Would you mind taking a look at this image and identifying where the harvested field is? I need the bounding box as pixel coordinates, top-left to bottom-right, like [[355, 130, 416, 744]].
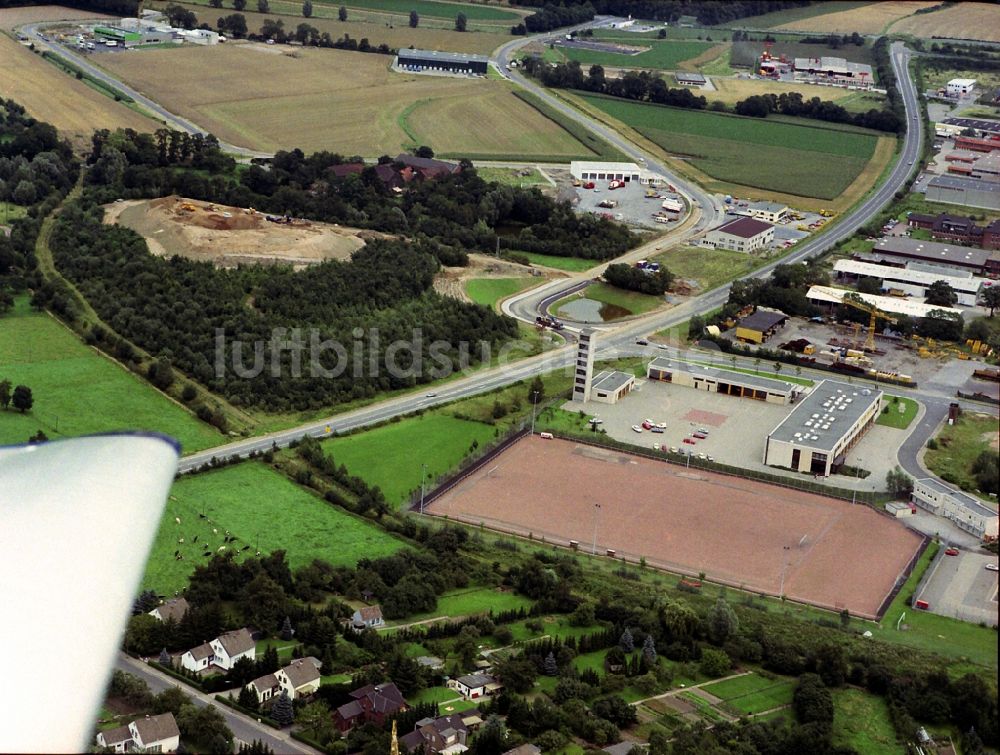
[[98, 44, 591, 157], [0, 4, 112, 28], [105, 196, 377, 267], [0, 33, 157, 148], [429, 436, 924, 618], [156, 2, 512, 54], [775, 1, 936, 34], [705, 78, 884, 109], [889, 2, 1000, 43]]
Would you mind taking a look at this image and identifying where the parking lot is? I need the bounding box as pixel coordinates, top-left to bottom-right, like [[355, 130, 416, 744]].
[[570, 178, 684, 229], [565, 370, 907, 491], [914, 549, 999, 625]]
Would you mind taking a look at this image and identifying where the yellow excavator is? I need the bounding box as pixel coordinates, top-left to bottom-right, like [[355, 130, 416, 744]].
[[841, 293, 897, 353]]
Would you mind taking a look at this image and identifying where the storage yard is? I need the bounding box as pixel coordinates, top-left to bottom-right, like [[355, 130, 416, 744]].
[[104, 196, 380, 267], [428, 435, 925, 619]]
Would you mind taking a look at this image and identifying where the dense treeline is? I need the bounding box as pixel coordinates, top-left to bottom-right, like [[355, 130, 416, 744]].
[[871, 37, 905, 135], [0, 0, 137, 11], [511, 0, 808, 26], [733, 90, 901, 133], [84, 129, 635, 263], [603, 263, 672, 295], [512, 2, 595, 35]]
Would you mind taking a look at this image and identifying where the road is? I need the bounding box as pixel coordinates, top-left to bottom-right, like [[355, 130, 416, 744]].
[[115, 653, 317, 754]]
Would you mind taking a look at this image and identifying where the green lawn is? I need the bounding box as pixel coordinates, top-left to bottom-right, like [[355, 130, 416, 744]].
[[875, 396, 919, 430], [464, 278, 538, 309], [654, 245, 766, 292], [577, 94, 879, 199], [408, 686, 462, 705], [321, 673, 352, 686], [477, 167, 549, 187], [925, 413, 998, 497], [387, 586, 534, 625], [324, 414, 499, 507], [831, 688, 903, 755], [701, 673, 795, 715], [0, 297, 222, 452], [557, 39, 714, 71], [255, 638, 301, 663], [555, 282, 663, 320], [142, 462, 406, 594], [573, 648, 612, 675], [503, 617, 605, 643], [334, 0, 519, 21], [0, 201, 28, 222], [518, 252, 597, 272]]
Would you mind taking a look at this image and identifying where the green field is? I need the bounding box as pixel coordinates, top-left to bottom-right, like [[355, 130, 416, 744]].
[[477, 167, 550, 187], [324, 414, 499, 506], [831, 688, 903, 755], [518, 252, 596, 272], [464, 278, 538, 308], [875, 396, 919, 430], [142, 462, 405, 593], [387, 586, 534, 626], [555, 282, 663, 321], [556, 39, 714, 71], [925, 413, 998, 497], [654, 245, 766, 292], [409, 686, 462, 705], [701, 673, 795, 715], [332, 0, 520, 21], [714, 1, 870, 29], [578, 94, 879, 199], [0, 297, 222, 451]]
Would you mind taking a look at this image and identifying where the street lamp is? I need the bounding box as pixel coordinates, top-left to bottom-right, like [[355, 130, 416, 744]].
[[530, 390, 539, 435], [420, 463, 427, 515], [591, 503, 602, 555]]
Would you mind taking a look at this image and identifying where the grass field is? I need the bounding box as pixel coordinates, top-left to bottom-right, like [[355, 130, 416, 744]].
[[554, 39, 714, 71], [99, 45, 590, 158], [323, 413, 499, 506], [577, 93, 879, 200], [701, 673, 795, 715], [0, 33, 157, 148], [654, 245, 764, 292], [722, 0, 934, 34], [464, 278, 538, 308], [476, 167, 550, 187], [924, 413, 998, 498], [0, 298, 222, 451], [422, 586, 532, 620], [331, 0, 519, 22], [889, 2, 1000, 43], [875, 396, 919, 430], [704, 78, 884, 111], [142, 462, 405, 593], [518, 252, 597, 272], [409, 686, 462, 705], [831, 688, 903, 755]]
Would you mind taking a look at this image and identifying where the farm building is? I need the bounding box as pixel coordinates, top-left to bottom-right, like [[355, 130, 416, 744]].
[[570, 161, 642, 183], [764, 380, 882, 477], [911, 478, 998, 541], [871, 237, 994, 275], [701, 216, 774, 253], [675, 72, 707, 86], [589, 370, 635, 404], [735, 308, 788, 343], [572, 328, 597, 403], [946, 78, 976, 96], [646, 358, 798, 405], [748, 201, 789, 224], [805, 285, 963, 319], [394, 154, 461, 180], [926, 175, 1000, 211], [793, 56, 874, 88], [832, 259, 988, 307], [396, 49, 489, 76]]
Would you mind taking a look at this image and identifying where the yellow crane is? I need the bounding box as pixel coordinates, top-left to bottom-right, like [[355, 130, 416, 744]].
[[841, 293, 897, 353]]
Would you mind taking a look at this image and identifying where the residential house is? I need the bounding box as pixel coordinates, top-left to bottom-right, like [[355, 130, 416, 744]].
[[503, 745, 541, 755], [247, 672, 281, 704], [374, 163, 406, 191], [448, 673, 502, 700], [352, 605, 384, 630], [148, 597, 189, 623], [334, 682, 407, 732], [210, 628, 255, 670], [179, 642, 214, 673], [328, 163, 365, 179], [400, 714, 471, 755], [394, 153, 461, 180], [130, 713, 181, 753], [276, 657, 322, 699], [95, 725, 132, 753]]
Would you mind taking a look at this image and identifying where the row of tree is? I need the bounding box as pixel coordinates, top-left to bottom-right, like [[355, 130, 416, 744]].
[[603, 263, 673, 296], [733, 90, 902, 133], [511, 0, 809, 27]]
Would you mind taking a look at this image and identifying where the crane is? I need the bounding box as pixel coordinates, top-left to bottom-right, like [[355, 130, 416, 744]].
[[841, 293, 897, 353]]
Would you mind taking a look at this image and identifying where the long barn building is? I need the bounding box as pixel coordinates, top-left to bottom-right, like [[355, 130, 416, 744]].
[[396, 49, 489, 76]]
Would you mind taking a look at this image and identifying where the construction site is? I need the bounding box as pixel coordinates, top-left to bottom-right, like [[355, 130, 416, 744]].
[[103, 195, 383, 268]]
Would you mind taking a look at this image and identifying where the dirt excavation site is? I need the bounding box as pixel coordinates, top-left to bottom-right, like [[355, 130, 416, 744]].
[[104, 196, 382, 268]]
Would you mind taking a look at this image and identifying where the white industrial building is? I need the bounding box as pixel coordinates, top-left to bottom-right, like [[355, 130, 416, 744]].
[[176, 28, 221, 44], [793, 56, 874, 88], [570, 161, 659, 184], [647, 358, 799, 404], [701, 216, 774, 252], [833, 259, 987, 307], [764, 380, 882, 477], [748, 201, 789, 223], [911, 478, 998, 541], [946, 78, 976, 96], [806, 285, 964, 319]]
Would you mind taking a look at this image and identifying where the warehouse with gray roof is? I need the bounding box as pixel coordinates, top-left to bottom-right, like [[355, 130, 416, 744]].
[[396, 49, 489, 75], [925, 174, 1000, 211], [646, 358, 800, 405]]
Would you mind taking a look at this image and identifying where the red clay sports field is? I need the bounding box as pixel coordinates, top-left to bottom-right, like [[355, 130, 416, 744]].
[[428, 436, 924, 619]]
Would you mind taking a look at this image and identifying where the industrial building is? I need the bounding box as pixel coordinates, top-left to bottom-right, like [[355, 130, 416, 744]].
[[748, 201, 789, 224], [646, 358, 798, 404], [942, 117, 1000, 137], [701, 216, 774, 253], [572, 328, 597, 403], [570, 161, 642, 183], [971, 151, 1000, 182], [871, 237, 995, 275], [674, 72, 706, 86], [735, 308, 788, 343], [911, 478, 998, 541], [806, 285, 964, 319], [396, 49, 489, 76], [946, 78, 976, 96], [176, 28, 220, 44], [905, 212, 990, 246], [792, 56, 874, 87], [764, 380, 882, 477], [926, 176, 1000, 210], [833, 259, 988, 307], [953, 135, 1000, 153], [589, 370, 636, 404], [93, 24, 174, 46]]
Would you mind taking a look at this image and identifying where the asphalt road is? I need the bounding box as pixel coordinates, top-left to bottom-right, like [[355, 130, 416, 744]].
[[114, 654, 317, 754]]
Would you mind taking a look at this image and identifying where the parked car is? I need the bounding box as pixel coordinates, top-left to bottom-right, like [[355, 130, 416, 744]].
[[641, 421, 653, 430], [986, 563, 998, 571], [651, 426, 664, 434], [632, 425, 643, 433], [636, 339, 649, 345], [669, 447, 679, 453], [656, 422, 667, 429], [944, 548, 959, 556]]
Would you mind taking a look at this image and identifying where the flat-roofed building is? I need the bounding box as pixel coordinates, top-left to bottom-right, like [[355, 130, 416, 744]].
[[806, 285, 964, 319], [748, 201, 789, 223], [735, 308, 788, 344], [764, 380, 882, 476], [646, 358, 799, 405], [833, 259, 987, 307], [872, 237, 993, 275], [589, 370, 635, 404], [396, 49, 489, 75], [701, 216, 774, 253], [674, 71, 706, 86], [570, 161, 642, 183], [911, 478, 998, 541], [946, 78, 976, 96], [792, 56, 874, 87], [972, 151, 1000, 182]]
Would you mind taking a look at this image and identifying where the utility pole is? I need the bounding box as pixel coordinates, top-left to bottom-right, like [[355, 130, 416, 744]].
[[530, 390, 539, 435], [420, 463, 427, 515], [591, 503, 602, 555]]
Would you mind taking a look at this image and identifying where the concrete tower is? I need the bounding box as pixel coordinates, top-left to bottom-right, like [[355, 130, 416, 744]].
[[572, 327, 597, 402]]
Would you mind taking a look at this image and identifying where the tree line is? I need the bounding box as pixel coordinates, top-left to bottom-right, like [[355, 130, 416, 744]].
[[510, 0, 809, 27]]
